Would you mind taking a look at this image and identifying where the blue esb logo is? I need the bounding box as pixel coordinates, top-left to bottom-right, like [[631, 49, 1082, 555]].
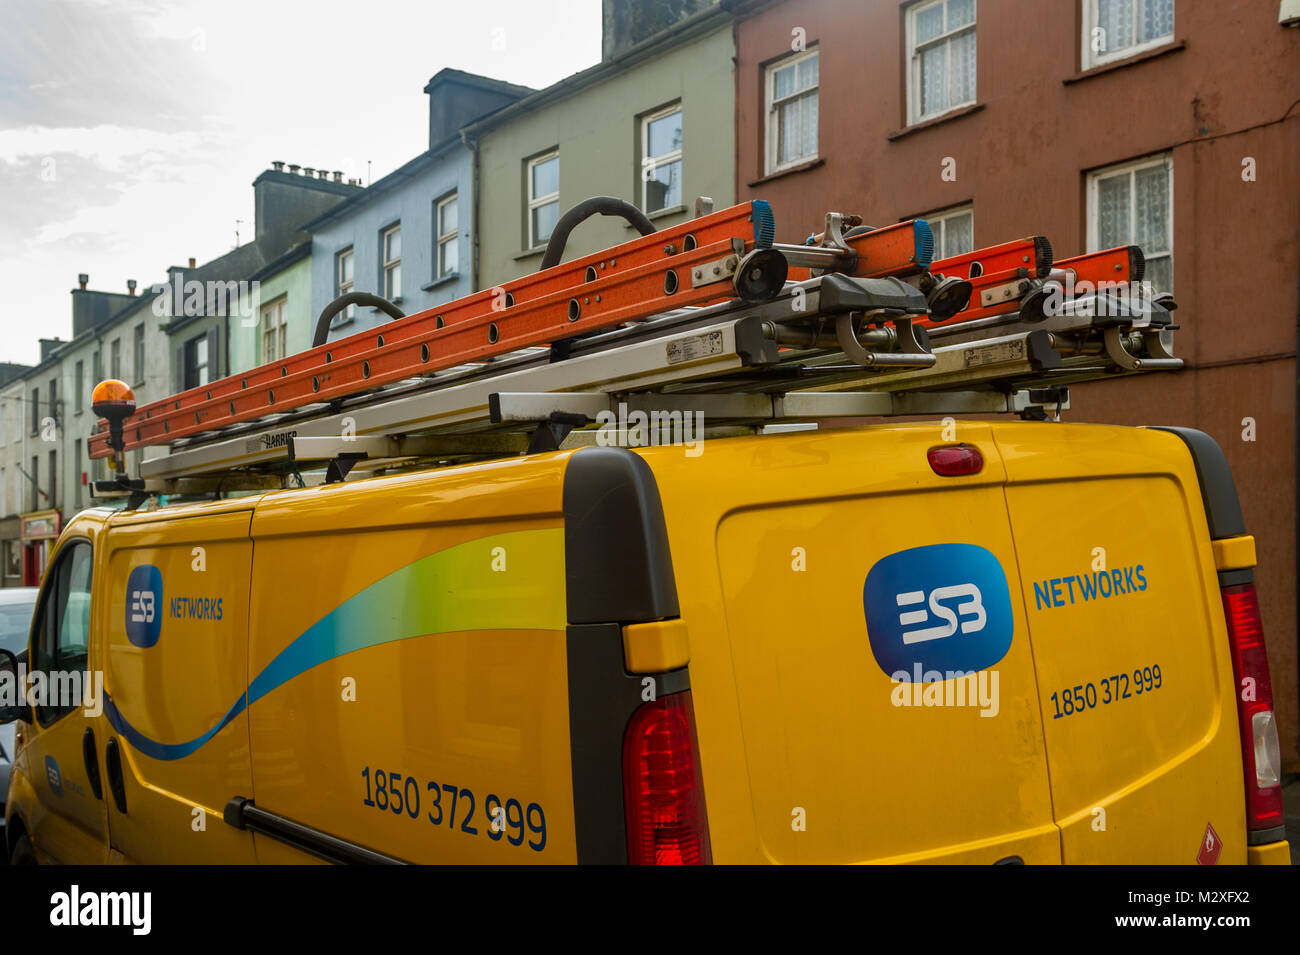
[[124, 564, 163, 648], [863, 543, 1014, 677]]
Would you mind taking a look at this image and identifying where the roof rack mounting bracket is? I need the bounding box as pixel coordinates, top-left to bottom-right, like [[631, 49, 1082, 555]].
[[527, 412, 592, 455]]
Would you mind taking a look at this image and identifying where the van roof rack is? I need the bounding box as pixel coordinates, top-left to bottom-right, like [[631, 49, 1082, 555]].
[[88, 197, 1179, 496]]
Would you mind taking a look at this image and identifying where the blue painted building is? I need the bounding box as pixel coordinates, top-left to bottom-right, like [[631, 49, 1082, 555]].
[[306, 70, 531, 342]]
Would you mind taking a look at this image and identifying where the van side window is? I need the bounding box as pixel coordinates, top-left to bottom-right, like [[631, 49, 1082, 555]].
[[31, 540, 93, 725]]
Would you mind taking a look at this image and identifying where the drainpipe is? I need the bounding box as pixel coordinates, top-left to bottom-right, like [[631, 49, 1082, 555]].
[[459, 126, 481, 292]]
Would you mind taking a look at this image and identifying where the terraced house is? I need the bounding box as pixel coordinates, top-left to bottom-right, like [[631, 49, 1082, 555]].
[[464, 0, 735, 289]]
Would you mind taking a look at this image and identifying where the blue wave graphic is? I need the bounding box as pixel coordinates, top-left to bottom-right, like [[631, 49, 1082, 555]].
[[101, 528, 564, 762]]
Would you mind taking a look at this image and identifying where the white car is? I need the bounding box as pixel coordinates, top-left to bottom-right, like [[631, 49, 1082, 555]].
[[0, 587, 38, 847]]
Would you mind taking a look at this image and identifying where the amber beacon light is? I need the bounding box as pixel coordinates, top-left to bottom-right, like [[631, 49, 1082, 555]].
[[91, 379, 136, 478]]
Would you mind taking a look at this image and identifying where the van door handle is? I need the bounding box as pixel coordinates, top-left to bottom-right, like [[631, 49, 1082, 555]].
[[103, 737, 127, 813], [81, 727, 103, 800]]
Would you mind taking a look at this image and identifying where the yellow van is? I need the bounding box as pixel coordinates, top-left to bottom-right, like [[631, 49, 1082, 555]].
[[1, 421, 1290, 864]]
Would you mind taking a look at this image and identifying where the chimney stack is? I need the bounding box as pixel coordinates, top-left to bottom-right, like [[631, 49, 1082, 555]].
[[188, 257, 196, 268], [127, 279, 137, 296], [78, 273, 88, 290]]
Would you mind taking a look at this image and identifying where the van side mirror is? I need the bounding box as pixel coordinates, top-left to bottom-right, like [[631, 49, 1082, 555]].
[[0, 648, 25, 724]]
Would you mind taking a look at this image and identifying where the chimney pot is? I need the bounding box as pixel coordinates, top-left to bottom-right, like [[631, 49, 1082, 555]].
[[288, 164, 300, 174], [333, 170, 343, 182], [78, 273, 89, 290], [303, 166, 315, 177], [127, 279, 137, 295], [272, 160, 285, 172], [318, 169, 328, 179], [188, 257, 196, 268]]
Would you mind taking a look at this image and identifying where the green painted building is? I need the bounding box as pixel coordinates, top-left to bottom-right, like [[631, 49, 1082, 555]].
[[227, 242, 313, 375], [464, 2, 735, 289]]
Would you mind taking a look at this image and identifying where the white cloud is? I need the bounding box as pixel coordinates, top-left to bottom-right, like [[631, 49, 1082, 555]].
[[0, 0, 603, 364]]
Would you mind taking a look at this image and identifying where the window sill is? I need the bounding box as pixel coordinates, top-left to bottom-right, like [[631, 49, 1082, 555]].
[[748, 157, 824, 187], [514, 247, 545, 261], [625, 204, 687, 229], [1064, 39, 1185, 85], [887, 103, 985, 141], [421, 274, 460, 291], [371, 296, 403, 311]]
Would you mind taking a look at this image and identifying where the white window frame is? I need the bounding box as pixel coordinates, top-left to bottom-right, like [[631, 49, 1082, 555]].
[[925, 204, 975, 260], [641, 104, 683, 213], [527, 151, 560, 250], [336, 247, 354, 324], [186, 334, 210, 389], [1086, 152, 1173, 292], [133, 323, 145, 385], [261, 296, 287, 363], [1082, 0, 1174, 70], [382, 224, 401, 300], [764, 47, 819, 176], [436, 193, 459, 280], [906, 0, 978, 126]]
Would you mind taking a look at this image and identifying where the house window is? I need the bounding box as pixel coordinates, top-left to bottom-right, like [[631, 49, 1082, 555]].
[[110, 338, 121, 379], [437, 194, 459, 279], [907, 0, 977, 125], [133, 323, 145, 385], [1083, 0, 1174, 69], [1088, 153, 1173, 292], [527, 151, 560, 249], [74, 361, 84, 414], [183, 334, 210, 390], [30, 386, 39, 434], [48, 449, 56, 509], [335, 247, 355, 324], [74, 439, 82, 509], [261, 297, 287, 363], [927, 205, 974, 259], [91, 349, 102, 383], [30, 456, 38, 510], [382, 224, 401, 300], [765, 48, 818, 174], [641, 105, 683, 214]]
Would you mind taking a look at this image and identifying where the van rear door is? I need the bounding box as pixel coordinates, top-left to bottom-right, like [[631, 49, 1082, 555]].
[[991, 422, 1247, 863], [690, 423, 1061, 863]]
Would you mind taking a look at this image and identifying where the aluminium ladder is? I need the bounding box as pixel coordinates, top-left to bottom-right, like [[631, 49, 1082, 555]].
[[87, 197, 1179, 500]]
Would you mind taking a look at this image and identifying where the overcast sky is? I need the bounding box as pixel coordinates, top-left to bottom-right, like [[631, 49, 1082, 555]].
[[0, 0, 602, 365]]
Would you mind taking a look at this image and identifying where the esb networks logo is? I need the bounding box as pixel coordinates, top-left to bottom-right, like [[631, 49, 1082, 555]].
[[863, 543, 1014, 678], [125, 564, 163, 648]]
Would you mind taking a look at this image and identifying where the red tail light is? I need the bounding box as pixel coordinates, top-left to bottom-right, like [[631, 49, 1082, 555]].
[[1220, 583, 1284, 835], [622, 690, 711, 864], [928, 444, 983, 477]]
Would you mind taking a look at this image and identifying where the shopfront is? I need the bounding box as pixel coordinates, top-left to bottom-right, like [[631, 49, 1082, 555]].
[[19, 509, 61, 586]]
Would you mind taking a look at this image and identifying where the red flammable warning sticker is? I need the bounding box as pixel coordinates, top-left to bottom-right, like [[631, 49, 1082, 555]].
[[1196, 822, 1222, 866]]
